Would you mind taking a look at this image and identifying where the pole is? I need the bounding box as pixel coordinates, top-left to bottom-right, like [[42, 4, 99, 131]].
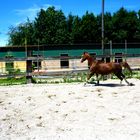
[[37, 39, 39, 72], [25, 37, 35, 83], [102, 0, 106, 80], [125, 40, 127, 60], [110, 40, 112, 61], [102, 0, 105, 55], [25, 38, 27, 58]]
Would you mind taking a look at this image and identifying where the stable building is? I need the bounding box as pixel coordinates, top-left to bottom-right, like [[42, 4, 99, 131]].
[[0, 43, 140, 74]]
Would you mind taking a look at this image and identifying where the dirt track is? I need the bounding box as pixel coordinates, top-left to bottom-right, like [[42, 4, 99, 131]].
[[0, 78, 140, 140]]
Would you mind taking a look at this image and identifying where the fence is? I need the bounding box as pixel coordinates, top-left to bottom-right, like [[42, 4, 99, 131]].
[[0, 53, 140, 78], [0, 42, 140, 82]]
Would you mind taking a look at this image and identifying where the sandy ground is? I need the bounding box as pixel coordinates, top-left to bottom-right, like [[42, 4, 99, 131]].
[[0, 78, 140, 140]]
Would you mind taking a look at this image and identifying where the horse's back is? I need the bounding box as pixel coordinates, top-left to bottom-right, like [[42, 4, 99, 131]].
[[90, 62, 122, 75], [98, 63, 114, 74]]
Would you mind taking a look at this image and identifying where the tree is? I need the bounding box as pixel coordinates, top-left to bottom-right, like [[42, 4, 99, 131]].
[[134, 10, 140, 41], [66, 14, 75, 44], [34, 7, 69, 45], [8, 6, 140, 46], [8, 26, 21, 45], [52, 9, 69, 44], [112, 7, 138, 42], [8, 19, 35, 45], [34, 8, 48, 44], [79, 11, 99, 43], [71, 16, 82, 43], [104, 12, 113, 42], [97, 12, 113, 43]]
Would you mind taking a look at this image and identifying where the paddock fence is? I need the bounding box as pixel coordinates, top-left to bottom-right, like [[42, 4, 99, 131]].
[[0, 41, 140, 82], [0, 53, 140, 80]]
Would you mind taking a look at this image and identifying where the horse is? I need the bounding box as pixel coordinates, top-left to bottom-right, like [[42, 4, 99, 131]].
[[80, 52, 133, 86]]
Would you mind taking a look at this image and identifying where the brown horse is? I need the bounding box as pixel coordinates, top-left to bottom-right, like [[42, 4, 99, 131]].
[[81, 52, 133, 85]]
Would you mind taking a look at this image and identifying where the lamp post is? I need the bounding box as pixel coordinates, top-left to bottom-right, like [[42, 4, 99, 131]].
[[102, 0, 105, 55]]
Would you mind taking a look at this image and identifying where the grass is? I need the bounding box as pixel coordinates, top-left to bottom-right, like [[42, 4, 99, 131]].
[[35, 70, 140, 84], [130, 71, 140, 79], [111, 70, 140, 80], [36, 72, 89, 84], [0, 70, 139, 85], [0, 77, 27, 86]]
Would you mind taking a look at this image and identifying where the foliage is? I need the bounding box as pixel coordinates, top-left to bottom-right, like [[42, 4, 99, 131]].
[[0, 77, 26, 86], [34, 72, 87, 84], [34, 70, 140, 84], [63, 72, 87, 83], [112, 8, 138, 42], [132, 71, 140, 79], [0, 71, 139, 85], [8, 6, 140, 45]]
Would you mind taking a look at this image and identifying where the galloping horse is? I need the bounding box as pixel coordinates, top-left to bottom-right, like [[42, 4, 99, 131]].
[[81, 52, 133, 85]]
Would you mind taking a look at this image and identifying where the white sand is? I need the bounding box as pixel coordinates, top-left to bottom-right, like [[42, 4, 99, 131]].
[[0, 79, 140, 140]]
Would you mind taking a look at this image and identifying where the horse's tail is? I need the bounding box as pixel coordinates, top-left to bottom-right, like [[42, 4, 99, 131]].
[[120, 61, 132, 75]]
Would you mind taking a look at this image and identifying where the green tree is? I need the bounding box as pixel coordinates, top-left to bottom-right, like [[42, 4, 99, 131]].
[[53, 9, 69, 44], [134, 10, 140, 41], [104, 12, 113, 42], [34, 8, 48, 44], [8, 26, 21, 45], [112, 7, 138, 42], [67, 13, 75, 44], [80, 11, 99, 43], [34, 7, 69, 44], [71, 16, 82, 43], [8, 6, 140, 45], [96, 12, 113, 43], [8, 19, 35, 45]]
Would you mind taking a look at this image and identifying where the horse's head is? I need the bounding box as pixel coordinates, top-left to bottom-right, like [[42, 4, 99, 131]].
[[80, 52, 90, 63]]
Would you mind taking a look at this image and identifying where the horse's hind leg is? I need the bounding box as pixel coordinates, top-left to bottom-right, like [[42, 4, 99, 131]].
[[116, 72, 133, 86], [120, 73, 134, 86], [114, 72, 123, 84], [120, 73, 130, 85]]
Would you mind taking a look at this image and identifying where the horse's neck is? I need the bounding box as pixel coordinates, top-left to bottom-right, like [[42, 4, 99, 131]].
[[87, 56, 96, 66]]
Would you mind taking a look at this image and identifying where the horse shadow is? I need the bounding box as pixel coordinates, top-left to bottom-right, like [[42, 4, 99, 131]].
[[96, 83, 125, 87], [85, 81, 134, 87]]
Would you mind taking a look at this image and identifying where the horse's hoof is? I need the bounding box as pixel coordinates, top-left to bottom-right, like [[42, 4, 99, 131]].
[[95, 83, 99, 86], [129, 83, 135, 86], [84, 83, 87, 86]]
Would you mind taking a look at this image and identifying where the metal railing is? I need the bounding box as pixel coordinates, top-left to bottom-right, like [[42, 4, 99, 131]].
[[0, 54, 140, 78]]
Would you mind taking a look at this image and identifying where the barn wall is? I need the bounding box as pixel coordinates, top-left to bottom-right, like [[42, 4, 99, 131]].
[[0, 57, 139, 74], [14, 61, 26, 72], [41, 59, 88, 70], [0, 62, 5, 73]]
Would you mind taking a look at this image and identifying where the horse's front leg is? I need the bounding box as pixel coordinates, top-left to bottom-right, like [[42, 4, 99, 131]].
[[84, 72, 94, 85], [96, 73, 99, 85]]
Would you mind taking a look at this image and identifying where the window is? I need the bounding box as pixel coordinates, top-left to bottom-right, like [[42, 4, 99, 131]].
[[115, 53, 123, 63], [32, 61, 41, 70], [32, 54, 42, 70], [60, 54, 69, 68]]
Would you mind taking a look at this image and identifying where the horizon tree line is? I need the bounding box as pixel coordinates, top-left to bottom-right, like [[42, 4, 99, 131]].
[[8, 6, 140, 46]]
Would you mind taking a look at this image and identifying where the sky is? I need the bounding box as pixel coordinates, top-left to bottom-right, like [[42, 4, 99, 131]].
[[0, 0, 140, 46]]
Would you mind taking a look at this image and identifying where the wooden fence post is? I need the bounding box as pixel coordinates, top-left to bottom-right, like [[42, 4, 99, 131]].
[[26, 50, 35, 83]]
